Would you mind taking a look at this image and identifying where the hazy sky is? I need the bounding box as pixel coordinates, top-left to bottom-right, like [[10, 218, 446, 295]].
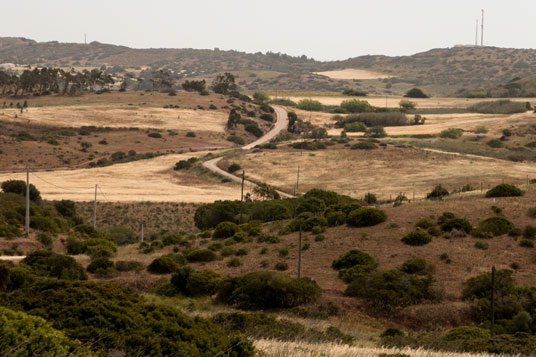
[[1, 0, 535, 61]]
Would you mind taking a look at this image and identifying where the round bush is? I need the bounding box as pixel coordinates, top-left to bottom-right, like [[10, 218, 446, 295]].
[[186, 269, 223, 296], [274, 262, 288, 271], [401, 230, 432, 246], [478, 216, 514, 236], [485, 184, 523, 198], [213, 221, 239, 239], [228, 163, 241, 173], [326, 211, 346, 226], [347, 207, 387, 227], [332, 250, 376, 270], [400, 257, 429, 275], [296, 197, 327, 215], [444, 326, 489, 341], [147, 256, 179, 274], [87, 258, 114, 274], [22, 250, 87, 280], [217, 271, 321, 309], [186, 249, 217, 262], [426, 185, 449, 200], [440, 218, 472, 233]]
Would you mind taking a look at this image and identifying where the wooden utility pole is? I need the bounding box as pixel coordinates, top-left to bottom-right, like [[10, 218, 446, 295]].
[[239, 170, 245, 224], [93, 184, 97, 228], [296, 166, 300, 194], [141, 223, 144, 243], [25, 166, 30, 236], [297, 225, 302, 279], [491, 265, 496, 337]]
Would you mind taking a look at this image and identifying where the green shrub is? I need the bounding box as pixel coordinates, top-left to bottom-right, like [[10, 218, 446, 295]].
[[228, 163, 241, 173], [1, 180, 41, 201], [487, 139, 504, 148], [345, 269, 440, 312], [364, 126, 387, 138], [22, 250, 87, 280], [102, 226, 137, 246], [217, 271, 321, 309], [347, 207, 387, 227], [115, 260, 144, 272], [296, 99, 324, 111], [400, 257, 432, 275], [485, 184, 523, 197], [401, 230, 432, 246], [351, 141, 377, 150], [147, 132, 162, 138], [477, 216, 514, 236], [65, 237, 84, 255], [87, 258, 114, 274], [186, 131, 196, 137], [363, 192, 377, 204], [528, 207, 536, 218], [340, 99, 373, 113], [227, 257, 242, 267], [275, 262, 288, 271], [404, 88, 429, 98], [332, 250, 376, 270], [184, 269, 223, 296], [296, 197, 327, 215], [221, 247, 236, 257], [37, 232, 53, 247], [186, 249, 217, 262], [147, 256, 178, 274], [30, 216, 60, 233], [462, 269, 514, 300], [245, 124, 263, 137], [468, 100, 527, 114], [257, 234, 280, 244], [439, 128, 463, 139], [344, 121, 367, 132], [524, 225, 536, 239], [474, 241, 489, 250], [227, 135, 245, 145], [0, 307, 93, 356], [520, 239, 534, 248], [444, 326, 490, 341], [6, 267, 34, 290], [326, 211, 346, 226], [441, 218, 472, 233], [415, 217, 435, 229], [426, 185, 449, 200], [213, 221, 239, 239], [259, 113, 274, 122], [161, 232, 184, 246]]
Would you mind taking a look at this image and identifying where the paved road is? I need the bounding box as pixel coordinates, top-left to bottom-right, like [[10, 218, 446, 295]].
[[202, 105, 293, 198]]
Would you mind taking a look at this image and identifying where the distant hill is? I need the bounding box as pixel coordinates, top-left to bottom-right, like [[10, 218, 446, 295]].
[[2, 38, 536, 95], [456, 74, 536, 98]]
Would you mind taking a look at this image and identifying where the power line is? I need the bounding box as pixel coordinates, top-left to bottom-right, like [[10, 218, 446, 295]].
[[98, 185, 111, 202], [32, 172, 90, 192]]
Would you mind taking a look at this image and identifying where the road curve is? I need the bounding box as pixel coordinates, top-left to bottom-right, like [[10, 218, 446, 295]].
[[202, 105, 293, 198]]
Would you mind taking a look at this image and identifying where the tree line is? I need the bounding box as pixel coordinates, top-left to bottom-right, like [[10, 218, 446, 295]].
[[0, 67, 114, 96]]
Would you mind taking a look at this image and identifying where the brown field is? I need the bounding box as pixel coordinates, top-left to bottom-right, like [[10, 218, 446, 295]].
[[314, 68, 393, 80], [0, 151, 243, 203], [222, 145, 536, 200]]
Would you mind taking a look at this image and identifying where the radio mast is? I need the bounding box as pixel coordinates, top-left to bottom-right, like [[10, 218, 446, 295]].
[[481, 9, 484, 46]]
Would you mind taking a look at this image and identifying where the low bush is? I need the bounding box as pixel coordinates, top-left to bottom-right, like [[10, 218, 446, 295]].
[[520, 239, 534, 248], [147, 256, 178, 274], [213, 221, 239, 239], [400, 257, 433, 275], [228, 163, 241, 173], [347, 207, 387, 227], [186, 249, 217, 262], [404, 88, 429, 98], [441, 218, 472, 233], [476, 216, 514, 237], [274, 262, 289, 271], [364, 126, 387, 138], [227, 135, 245, 145], [259, 113, 274, 122], [439, 128, 463, 139], [21, 250, 87, 280], [468, 100, 528, 114], [426, 185, 449, 200], [401, 230, 432, 246], [351, 141, 377, 150], [474, 241, 489, 250], [332, 250, 376, 270], [486, 184, 523, 197], [344, 122, 367, 132], [487, 139, 504, 148], [170, 267, 223, 296], [86, 258, 114, 274], [115, 260, 144, 272], [444, 326, 490, 341], [326, 211, 346, 226], [217, 271, 321, 309], [524, 225, 536, 239]]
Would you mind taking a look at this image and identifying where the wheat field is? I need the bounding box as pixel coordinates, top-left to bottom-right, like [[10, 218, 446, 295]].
[[253, 339, 518, 357]]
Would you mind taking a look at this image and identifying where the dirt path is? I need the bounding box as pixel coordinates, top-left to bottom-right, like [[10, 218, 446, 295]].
[[202, 105, 293, 198], [0, 256, 25, 262]]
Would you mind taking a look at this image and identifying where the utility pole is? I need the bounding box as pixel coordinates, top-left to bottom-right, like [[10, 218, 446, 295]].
[[475, 19, 479, 47], [25, 166, 30, 236], [481, 9, 484, 46], [296, 166, 300, 194], [239, 170, 245, 224], [141, 223, 144, 243], [93, 184, 97, 228], [297, 225, 302, 279]]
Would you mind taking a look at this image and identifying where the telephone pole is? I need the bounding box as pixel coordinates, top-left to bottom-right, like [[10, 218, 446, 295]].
[[475, 19, 479, 47], [141, 223, 144, 243], [25, 166, 30, 236], [491, 265, 496, 337], [481, 9, 484, 46], [93, 184, 97, 228], [295, 166, 300, 195]]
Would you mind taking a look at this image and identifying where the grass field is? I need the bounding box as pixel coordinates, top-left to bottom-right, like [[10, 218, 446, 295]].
[[314, 68, 393, 80], [222, 144, 536, 200], [0, 151, 242, 202]]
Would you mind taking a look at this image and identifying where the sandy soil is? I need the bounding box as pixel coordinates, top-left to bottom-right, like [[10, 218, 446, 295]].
[[0, 151, 243, 203], [228, 146, 536, 200], [314, 68, 392, 80], [0, 106, 228, 132]]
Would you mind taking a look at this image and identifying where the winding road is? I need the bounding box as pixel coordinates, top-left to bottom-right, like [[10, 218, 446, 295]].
[[202, 105, 293, 198]]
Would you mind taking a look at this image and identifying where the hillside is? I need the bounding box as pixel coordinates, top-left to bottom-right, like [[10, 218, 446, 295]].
[[3, 38, 536, 95]]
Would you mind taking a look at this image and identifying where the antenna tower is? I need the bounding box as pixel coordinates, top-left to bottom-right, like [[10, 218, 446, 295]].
[[475, 19, 479, 47], [481, 9, 484, 46]]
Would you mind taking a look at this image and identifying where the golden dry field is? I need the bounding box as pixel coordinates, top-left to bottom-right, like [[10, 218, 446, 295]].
[[314, 68, 393, 80], [222, 145, 536, 200]]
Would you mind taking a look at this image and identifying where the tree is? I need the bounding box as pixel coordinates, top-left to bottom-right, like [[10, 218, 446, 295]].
[[253, 183, 281, 200], [150, 70, 175, 91], [253, 91, 269, 102], [340, 99, 374, 113], [211, 73, 236, 94], [1, 180, 41, 201], [399, 99, 416, 111], [227, 109, 241, 128], [404, 88, 429, 98], [182, 80, 206, 93]]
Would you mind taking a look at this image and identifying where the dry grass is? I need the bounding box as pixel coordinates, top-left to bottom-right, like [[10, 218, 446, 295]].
[[314, 68, 393, 80], [0, 106, 228, 132], [0, 151, 242, 202], [253, 339, 517, 357], [225, 145, 536, 200]]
